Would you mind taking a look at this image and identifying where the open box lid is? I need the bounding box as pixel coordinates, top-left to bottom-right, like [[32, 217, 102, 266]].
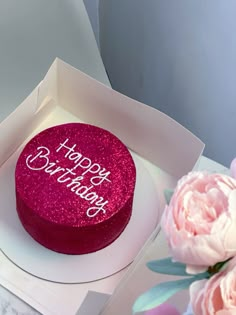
[[0, 58, 204, 178]]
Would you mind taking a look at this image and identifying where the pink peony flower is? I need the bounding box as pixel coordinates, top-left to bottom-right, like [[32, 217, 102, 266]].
[[190, 256, 236, 315], [161, 172, 236, 274]]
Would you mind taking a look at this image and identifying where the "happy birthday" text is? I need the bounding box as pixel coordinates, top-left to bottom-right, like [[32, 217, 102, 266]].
[[25, 138, 112, 217]]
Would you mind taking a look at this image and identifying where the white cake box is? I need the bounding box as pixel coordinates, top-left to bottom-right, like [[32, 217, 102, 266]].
[[0, 59, 204, 315]]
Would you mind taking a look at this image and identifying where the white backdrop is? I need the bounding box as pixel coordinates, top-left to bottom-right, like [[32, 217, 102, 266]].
[[0, 0, 109, 122]]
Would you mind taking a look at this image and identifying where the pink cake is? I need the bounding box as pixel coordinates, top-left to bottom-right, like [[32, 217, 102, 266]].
[[15, 123, 136, 254]]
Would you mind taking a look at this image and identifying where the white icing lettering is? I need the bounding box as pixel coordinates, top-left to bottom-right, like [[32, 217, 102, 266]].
[[84, 192, 99, 204], [91, 169, 111, 185], [66, 176, 84, 189], [25, 139, 112, 218], [49, 166, 65, 176], [26, 146, 50, 171], [75, 185, 93, 197], [56, 138, 76, 157], [57, 167, 76, 183], [82, 163, 100, 176], [68, 152, 82, 163], [87, 200, 108, 217], [45, 161, 58, 173], [75, 157, 91, 169]]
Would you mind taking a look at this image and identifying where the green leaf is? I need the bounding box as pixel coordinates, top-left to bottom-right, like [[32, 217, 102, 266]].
[[147, 257, 192, 277], [147, 258, 209, 279], [132, 277, 196, 314], [208, 257, 232, 275], [164, 189, 174, 205]]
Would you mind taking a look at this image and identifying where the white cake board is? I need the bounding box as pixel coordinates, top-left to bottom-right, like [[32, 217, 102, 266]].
[[0, 110, 161, 284]]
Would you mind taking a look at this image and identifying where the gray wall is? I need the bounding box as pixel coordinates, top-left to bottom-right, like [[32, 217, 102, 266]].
[[98, 0, 236, 167], [84, 0, 100, 48]]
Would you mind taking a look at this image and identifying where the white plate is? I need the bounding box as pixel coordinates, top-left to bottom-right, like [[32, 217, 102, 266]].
[[0, 110, 161, 283]]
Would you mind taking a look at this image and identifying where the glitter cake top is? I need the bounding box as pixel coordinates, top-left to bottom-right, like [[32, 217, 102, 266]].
[[15, 123, 136, 227]]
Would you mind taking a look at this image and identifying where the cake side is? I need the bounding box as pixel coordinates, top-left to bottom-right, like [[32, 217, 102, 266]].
[[15, 123, 136, 254], [15, 190, 134, 254]]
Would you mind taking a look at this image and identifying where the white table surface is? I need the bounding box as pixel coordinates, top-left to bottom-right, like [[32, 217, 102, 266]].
[[0, 2, 229, 315]]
